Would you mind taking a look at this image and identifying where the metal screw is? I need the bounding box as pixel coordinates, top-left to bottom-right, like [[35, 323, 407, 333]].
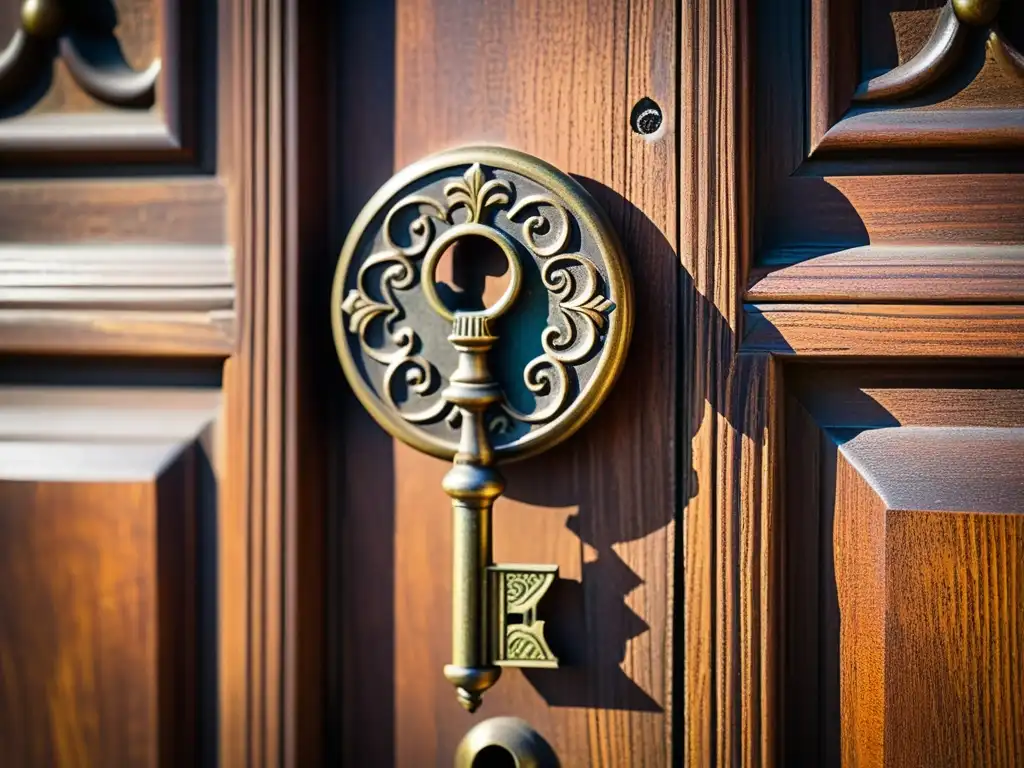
[[631, 97, 663, 137]]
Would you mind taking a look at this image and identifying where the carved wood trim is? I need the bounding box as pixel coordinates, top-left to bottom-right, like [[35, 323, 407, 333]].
[[778, 369, 1024, 763], [219, 0, 329, 764], [743, 304, 1024, 357], [747, 245, 1024, 303], [852, 2, 965, 103], [0, 0, 200, 164], [809, 0, 1024, 156], [0, 245, 234, 355]]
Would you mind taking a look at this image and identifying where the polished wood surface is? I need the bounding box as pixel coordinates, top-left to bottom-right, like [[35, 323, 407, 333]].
[[0, 0, 1021, 765], [836, 428, 1024, 766], [0, 0, 202, 162], [679, 0, 750, 759], [0, 386, 219, 766], [736, 1, 1024, 765], [744, 304, 1024, 357], [747, 245, 1024, 303], [335, 0, 677, 764], [780, 368, 1024, 766], [809, 0, 1024, 153], [0, 0, 285, 763]]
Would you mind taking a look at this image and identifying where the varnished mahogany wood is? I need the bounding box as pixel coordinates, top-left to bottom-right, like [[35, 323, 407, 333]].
[[0, 245, 234, 355], [744, 304, 1024, 357], [0, 179, 226, 243], [808, 0, 1024, 155], [747, 246, 1024, 303], [335, 0, 677, 764], [779, 367, 1024, 766], [835, 428, 1024, 766], [0, 0, 1019, 765], [678, 0, 755, 763], [0, 3, 317, 765], [0, 385, 220, 766]]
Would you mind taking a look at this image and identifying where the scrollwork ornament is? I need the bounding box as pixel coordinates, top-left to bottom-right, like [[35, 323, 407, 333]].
[[331, 145, 632, 462], [0, 0, 161, 109]]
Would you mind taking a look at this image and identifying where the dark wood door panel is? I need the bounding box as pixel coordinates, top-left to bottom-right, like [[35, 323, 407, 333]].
[[750, 0, 1024, 305], [0, 432, 212, 766], [0, 0, 275, 762], [0, 0, 207, 164], [334, 0, 677, 764], [780, 365, 1024, 767]]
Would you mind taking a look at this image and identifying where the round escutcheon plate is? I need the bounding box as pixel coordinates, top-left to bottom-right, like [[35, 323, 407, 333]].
[[331, 145, 633, 462]]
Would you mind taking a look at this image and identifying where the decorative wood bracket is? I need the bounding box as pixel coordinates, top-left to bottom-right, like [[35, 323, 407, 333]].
[[0, 0, 160, 108], [853, 0, 1023, 102]]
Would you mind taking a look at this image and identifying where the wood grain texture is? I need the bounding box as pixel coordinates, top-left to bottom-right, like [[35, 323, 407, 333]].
[[0, 430, 207, 766], [826, 175, 1024, 246], [334, 0, 677, 764], [809, 0, 860, 152], [747, 245, 1024, 303], [789, 364, 1024, 429], [756, 0, 1024, 278], [679, 0, 750, 762], [0, 179, 226, 244], [835, 427, 1024, 767], [779, 369, 1024, 767], [717, 354, 779, 768], [852, 5, 963, 104], [218, 0, 331, 764], [815, 108, 1024, 152], [743, 304, 1024, 357], [0, 244, 235, 355], [832, 449, 889, 766], [886, 509, 1023, 766]]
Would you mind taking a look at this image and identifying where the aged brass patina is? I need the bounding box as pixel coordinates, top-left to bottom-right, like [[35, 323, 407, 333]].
[[331, 146, 632, 711], [455, 717, 559, 767]]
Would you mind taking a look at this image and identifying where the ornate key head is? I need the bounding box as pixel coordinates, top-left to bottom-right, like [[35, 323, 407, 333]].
[[331, 145, 633, 462]]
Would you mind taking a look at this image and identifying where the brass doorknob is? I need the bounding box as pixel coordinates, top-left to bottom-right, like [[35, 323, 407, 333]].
[[331, 146, 632, 711], [455, 717, 559, 767]]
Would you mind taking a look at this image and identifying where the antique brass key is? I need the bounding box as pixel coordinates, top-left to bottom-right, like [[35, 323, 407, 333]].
[[331, 146, 632, 711]]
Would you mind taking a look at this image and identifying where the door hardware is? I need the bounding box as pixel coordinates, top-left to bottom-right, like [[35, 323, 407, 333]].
[[331, 146, 632, 711], [455, 716, 559, 767]]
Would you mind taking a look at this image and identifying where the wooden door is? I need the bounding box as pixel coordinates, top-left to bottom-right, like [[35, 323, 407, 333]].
[[332, 0, 1023, 765], [0, 0, 327, 765], [331, 1, 679, 765], [1, 1, 1021, 767], [745, 0, 1024, 766]]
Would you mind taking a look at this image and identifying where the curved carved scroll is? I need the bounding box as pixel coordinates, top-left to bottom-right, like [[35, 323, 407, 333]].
[[853, 0, 1024, 103], [853, 2, 965, 102], [0, 0, 160, 109], [989, 28, 1024, 84]]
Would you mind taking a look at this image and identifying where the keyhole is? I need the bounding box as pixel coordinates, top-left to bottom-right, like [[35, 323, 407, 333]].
[[472, 745, 518, 768], [434, 235, 511, 314]]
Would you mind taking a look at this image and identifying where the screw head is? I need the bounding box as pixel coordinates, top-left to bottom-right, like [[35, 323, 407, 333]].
[[630, 97, 664, 137], [21, 0, 63, 38], [952, 0, 1001, 26]]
